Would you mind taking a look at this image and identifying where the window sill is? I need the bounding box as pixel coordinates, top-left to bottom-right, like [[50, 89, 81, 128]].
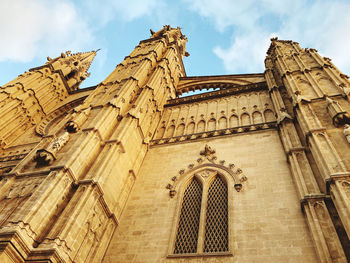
[[167, 252, 233, 258]]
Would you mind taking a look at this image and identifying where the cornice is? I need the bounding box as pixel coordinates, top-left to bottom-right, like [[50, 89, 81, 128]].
[[151, 121, 277, 146]]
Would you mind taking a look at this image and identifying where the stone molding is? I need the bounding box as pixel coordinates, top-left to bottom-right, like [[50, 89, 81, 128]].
[[151, 121, 277, 146]]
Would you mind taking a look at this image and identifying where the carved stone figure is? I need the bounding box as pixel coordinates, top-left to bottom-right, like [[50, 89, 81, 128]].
[[200, 144, 216, 157], [34, 132, 70, 166]]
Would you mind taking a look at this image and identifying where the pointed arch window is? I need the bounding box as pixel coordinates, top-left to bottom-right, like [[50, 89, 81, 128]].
[[174, 177, 202, 254], [172, 173, 230, 256], [204, 176, 228, 253]]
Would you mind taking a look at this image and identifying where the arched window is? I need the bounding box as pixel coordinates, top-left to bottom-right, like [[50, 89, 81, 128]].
[[204, 176, 228, 253], [174, 177, 202, 254], [173, 173, 229, 256]]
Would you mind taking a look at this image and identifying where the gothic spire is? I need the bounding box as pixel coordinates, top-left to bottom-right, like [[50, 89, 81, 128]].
[[47, 50, 97, 91]]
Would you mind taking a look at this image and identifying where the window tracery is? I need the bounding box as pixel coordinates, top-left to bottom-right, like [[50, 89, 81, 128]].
[[204, 176, 228, 253], [168, 145, 247, 257], [174, 177, 202, 254]]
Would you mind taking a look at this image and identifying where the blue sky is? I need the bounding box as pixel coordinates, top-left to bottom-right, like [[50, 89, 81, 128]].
[[1, 0, 350, 89]]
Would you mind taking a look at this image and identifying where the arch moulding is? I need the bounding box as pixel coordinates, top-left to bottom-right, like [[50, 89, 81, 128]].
[[166, 144, 248, 197]]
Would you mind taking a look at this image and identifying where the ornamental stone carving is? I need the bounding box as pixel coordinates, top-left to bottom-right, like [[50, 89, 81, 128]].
[[34, 132, 70, 166], [166, 145, 247, 197]]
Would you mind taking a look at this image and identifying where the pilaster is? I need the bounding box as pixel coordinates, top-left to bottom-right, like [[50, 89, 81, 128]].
[[265, 50, 347, 261]]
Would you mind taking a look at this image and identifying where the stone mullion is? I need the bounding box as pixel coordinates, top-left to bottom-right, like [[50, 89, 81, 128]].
[[303, 198, 347, 263], [197, 182, 208, 254]]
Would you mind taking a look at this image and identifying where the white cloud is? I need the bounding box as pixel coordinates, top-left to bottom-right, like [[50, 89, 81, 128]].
[[184, 0, 350, 74], [0, 0, 168, 63], [82, 0, 169, 27], [214, 31, 275, 74], [0, 0, 93, 62], [184, 0, 261, 31]]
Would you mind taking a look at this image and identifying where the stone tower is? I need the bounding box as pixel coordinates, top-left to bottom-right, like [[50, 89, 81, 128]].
[[0, 27, 349, 262]]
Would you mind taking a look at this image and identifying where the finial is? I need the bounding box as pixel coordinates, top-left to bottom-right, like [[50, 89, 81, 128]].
[[200, 144, 216, 157]]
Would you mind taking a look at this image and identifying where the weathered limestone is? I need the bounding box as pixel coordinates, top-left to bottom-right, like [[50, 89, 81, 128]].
[[0, 51, 96, 148], [266, 38, 350, 262], [0, 26, 187, 262], [0, 27, 349, 262]]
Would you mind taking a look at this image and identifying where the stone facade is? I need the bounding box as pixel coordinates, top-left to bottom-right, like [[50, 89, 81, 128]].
[[0, 26, 349, 262]]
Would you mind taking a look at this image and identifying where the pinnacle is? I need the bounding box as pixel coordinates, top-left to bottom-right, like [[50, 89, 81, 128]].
[[46, 49, 98, 91]]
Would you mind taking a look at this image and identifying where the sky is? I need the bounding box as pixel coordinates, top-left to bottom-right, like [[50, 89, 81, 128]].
[[1, 0, 350, 89]]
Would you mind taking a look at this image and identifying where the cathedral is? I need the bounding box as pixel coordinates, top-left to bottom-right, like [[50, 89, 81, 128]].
[[0, 25, 350, 262]]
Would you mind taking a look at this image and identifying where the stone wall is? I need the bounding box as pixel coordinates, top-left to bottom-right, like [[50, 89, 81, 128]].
[[103, 130, 318, 263]]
